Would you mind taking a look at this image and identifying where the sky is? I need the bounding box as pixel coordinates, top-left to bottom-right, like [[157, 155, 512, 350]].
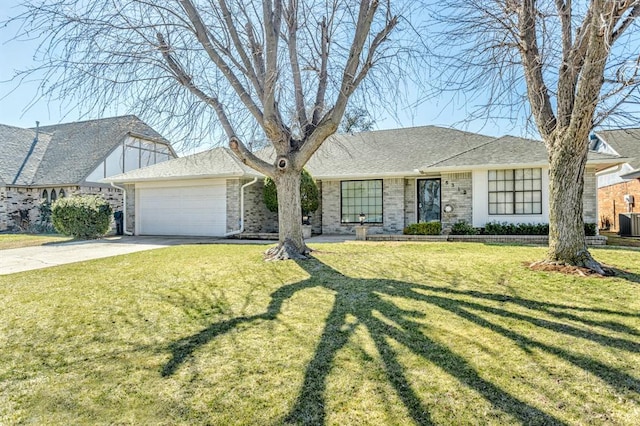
[[0, 1, 530, 152]]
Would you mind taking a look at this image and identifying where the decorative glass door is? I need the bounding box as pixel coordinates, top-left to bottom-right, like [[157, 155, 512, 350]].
[[417, 179, 441, 222]]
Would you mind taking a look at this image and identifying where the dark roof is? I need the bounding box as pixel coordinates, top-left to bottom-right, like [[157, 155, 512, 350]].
[[0, 124, 51, 185], [595, 128, 640, 169], [0, 115, 171, 186]]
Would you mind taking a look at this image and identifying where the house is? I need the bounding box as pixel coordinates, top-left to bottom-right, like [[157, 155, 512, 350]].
[[591, 128, 640, 231], [105, 126, 624, 237], [0, 115, 176, 231]]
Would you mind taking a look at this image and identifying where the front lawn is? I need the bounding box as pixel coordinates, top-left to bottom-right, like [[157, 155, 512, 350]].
[[1, 242, 639, 425], [0, 233, 71, 250], [602, 231, 640, 248]]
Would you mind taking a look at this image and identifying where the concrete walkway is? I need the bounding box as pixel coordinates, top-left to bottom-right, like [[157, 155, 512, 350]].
[[0, 234, 355, 275]]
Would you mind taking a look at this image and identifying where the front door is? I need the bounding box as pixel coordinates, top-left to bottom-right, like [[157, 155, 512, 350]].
[[417, 179, 441, 222]]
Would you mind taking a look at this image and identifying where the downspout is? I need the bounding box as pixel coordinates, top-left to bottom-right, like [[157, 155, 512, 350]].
[[110, 182, 133, 236], [225, 177, 258, 237]]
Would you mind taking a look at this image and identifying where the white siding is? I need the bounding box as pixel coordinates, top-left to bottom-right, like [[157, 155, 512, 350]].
[[472, 168, 550, 227]]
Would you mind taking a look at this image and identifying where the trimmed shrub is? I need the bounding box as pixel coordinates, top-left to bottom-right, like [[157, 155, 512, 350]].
[[51, 195, 113, 239], [403, 221, 442, 235], [263, 169, 320, 216], [450, 221, 479, 235], [584, 223, 597, 236], [482, 222, 549, 235], [481, 222, 597, 236]]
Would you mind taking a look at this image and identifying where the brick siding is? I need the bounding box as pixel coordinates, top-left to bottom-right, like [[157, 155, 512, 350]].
[[598, 178, 640, 231], [440, 172, 473, 232]]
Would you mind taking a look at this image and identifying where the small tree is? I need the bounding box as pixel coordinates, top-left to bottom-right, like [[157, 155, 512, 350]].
[[51, 195, 113, 239], [264, 169, 319, 221]]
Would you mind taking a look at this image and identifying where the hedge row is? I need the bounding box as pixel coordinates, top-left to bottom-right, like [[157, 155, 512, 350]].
[[406, 220, 598, 236]]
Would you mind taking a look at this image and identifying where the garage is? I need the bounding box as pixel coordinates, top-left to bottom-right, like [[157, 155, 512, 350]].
[[136, 180, 227, 236]]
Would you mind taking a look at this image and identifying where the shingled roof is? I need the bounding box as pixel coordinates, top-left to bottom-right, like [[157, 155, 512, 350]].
[[595, 128, 640, 169], [0, 115, 171, 186], [0, 124, 52, 185], [419, 135, 624, 172], [105, 125, 626, 183]]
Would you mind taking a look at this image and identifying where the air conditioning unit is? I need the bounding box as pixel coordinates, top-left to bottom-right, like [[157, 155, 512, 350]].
[[624, 194, 635, 207], [619, 213, 640, 236]]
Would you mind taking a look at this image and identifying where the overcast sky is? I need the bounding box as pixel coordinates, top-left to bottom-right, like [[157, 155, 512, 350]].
[[0, 0, 528, 150]]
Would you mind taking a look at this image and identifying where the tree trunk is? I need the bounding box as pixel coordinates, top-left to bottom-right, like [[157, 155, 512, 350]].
[[264, 169, 310, 261], [545, 134, 607, 274]]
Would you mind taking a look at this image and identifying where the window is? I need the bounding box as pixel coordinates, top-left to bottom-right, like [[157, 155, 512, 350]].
[[488, 168, 542, 215], [59, 189, 66, 198], [341, 180, 383, 223], [50, 189, 57, 202], [42, 189, 48, 201]]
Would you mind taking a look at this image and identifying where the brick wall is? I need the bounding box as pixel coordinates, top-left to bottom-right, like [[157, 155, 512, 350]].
[[0, 186, 7, 231], [77, 185, 123, 212], [321, 178, 407, 235], [583, 167, 598, 226], [598, 178, 640, 231], [239, 179, 279, 233], [124, 184, 135, 234], [383, 178, 405, 233], [0, 185, 121, 232], [404, 179, 416, 228], [441, 172, 473, 232]]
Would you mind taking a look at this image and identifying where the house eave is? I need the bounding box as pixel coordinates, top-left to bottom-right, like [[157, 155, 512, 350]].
[[313, 171, 423, 180], [103, 171, 263, 184], [417, 158, 625, 174]]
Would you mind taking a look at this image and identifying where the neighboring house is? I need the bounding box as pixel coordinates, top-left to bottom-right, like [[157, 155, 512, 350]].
[[591, 128, 640, 231], [0, 115, 176, 231], [106, 125, 623, 237]]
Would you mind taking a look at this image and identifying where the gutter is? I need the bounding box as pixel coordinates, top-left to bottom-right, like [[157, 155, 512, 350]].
[[595, 164, 623, 177], [110, 182, 133, 236], [225, 177, 258, 237]]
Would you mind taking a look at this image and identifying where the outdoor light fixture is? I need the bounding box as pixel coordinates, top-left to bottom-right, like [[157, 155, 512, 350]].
[[359, 212, 366, 225], [302, 214, 310, 225]]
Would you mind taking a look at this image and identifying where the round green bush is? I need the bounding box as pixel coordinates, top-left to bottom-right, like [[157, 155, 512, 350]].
[[51, 195, 113, 239], [263, 169, 320, 215]]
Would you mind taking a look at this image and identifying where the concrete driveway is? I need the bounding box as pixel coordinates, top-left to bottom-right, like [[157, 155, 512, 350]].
[[0, 236, 222, 275], [0, 234, 355, 275]]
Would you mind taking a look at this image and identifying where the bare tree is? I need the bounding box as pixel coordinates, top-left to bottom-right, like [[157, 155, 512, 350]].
[[6, 0, 427, 260], [339, 107, 375, 134], [432, 0, 640, 274]]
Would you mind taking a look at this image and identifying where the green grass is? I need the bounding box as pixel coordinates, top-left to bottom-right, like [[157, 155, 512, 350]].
[[602, 231, 640, 248], [1, 242, 639, 425], [0, 233, 71, 250]]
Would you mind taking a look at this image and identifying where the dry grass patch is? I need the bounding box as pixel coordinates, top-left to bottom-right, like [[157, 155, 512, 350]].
[[0, 234, 71, 250]]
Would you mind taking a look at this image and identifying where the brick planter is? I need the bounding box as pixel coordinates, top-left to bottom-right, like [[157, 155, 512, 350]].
[[366, 234, 607, 246]]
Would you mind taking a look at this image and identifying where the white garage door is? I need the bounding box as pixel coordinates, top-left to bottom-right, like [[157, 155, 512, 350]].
[[137, 181, 227, 236]]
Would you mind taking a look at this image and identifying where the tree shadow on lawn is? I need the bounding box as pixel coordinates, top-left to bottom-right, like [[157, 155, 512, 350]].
[[161, 257, 640, 425]]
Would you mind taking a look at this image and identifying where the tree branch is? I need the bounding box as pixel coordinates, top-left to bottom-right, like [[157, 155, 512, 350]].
[[178, 0, 265, 126], [156, 32, 236, 139], [518, 0, 557, 140], [229, 136, 276, 177], [285, 0, 309, 133]]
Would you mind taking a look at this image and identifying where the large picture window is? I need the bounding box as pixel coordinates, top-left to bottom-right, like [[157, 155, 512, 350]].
[[341, 180, 383, 224], [488, 168, 542, 215]]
